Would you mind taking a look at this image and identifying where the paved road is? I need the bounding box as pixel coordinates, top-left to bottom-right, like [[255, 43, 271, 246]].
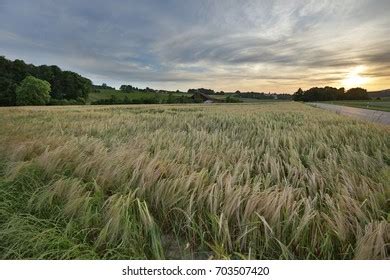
[[308, 103, 390, 125]]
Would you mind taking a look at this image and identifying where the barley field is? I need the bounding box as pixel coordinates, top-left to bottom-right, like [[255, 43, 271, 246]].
[[0, 102, 389, 260]]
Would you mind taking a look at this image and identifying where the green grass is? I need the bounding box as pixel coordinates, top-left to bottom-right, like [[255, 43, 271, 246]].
[[88, 89, 187, 103], [0, 103, 389, 259], [89, 90, 287, 104], [209, 94, 290, 103], [322, 98, 390, 112]]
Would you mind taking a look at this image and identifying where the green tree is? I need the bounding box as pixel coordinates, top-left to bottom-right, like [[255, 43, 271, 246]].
[[167, 93, 174, 103], [346, 87, 369, 100], [293, 88, 304, 101], [16, 76, 51, 105], [0, 77, 17, 106], [0, 56, 91, 105]]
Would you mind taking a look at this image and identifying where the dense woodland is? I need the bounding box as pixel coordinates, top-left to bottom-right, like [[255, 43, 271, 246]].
[[0, 56, 92, 106], [293, 86, 369, 102]]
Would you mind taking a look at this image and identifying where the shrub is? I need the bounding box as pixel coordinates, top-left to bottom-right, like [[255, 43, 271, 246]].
[[225, 95, 241, 103], [15, 76, 51, 106]]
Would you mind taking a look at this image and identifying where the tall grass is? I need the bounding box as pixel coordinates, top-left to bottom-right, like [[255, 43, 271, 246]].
[[0, 102, 389, 259]]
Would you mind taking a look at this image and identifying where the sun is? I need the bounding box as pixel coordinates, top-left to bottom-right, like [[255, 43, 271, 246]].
[[342, 66, 369, 88]]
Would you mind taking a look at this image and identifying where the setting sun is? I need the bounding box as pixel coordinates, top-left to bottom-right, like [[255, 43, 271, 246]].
[[342, 66, 369, 88]]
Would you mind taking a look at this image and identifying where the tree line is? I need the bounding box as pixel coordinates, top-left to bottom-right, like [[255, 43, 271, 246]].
[[92, 94, 192, 105], [235, 91, 292, 100], [293, 87, 369, 102], [119, 84, 161, 93], [188, 88, 216, 95], [0, 56, 92, 106], [93, 83, 116, 91]]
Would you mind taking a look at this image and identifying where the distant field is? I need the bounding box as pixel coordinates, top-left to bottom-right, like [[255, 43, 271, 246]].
[[323, 98, 390, 112], [209, 94, 284, 103], [0, 103, 389, 260], [89, 89, 288, 104], [88, 89, 186, 103]]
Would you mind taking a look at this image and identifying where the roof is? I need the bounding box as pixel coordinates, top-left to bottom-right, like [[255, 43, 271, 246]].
[[191, 92, 219, 102]]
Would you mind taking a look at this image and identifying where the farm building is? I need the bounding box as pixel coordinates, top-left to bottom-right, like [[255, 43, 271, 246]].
[[191, 91, 220, 103]]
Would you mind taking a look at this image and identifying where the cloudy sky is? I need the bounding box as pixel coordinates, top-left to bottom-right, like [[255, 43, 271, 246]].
[[1, 0, 389, 92]]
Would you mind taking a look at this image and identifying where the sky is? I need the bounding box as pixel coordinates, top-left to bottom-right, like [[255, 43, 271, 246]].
[[0, 0, 389, 93]]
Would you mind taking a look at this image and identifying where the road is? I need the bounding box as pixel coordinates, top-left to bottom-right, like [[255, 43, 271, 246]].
[[308, 103, 390, 125]]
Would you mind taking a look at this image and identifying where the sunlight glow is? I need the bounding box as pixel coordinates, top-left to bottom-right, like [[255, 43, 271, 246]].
[[342, 66, 369, 88]]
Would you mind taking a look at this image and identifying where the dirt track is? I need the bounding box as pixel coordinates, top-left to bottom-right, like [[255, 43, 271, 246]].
[[308, 103, 390, 125]]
